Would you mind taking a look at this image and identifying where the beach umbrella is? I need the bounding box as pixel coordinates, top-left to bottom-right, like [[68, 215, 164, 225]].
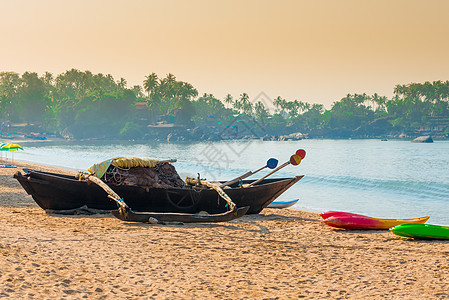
[[0, 143, 24, 165], [1, 143, 23, 151]]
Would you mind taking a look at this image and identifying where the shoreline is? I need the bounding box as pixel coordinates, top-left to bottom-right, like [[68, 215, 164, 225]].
[[1, 161, 449, 298], [0, 136, 67, 144], [2, 134, 449, 146]]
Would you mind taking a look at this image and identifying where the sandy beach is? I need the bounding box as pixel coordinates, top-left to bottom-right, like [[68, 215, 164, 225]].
[[1, 161, 449, 299]]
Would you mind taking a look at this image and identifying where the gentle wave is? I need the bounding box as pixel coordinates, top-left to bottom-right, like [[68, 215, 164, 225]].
[[304, 175, 449, 202]]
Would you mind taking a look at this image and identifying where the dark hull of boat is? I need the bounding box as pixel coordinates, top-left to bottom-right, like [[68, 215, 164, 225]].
[[14, 170, 303, 214]]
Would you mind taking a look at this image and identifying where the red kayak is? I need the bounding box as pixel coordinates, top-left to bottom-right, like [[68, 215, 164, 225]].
[[320, 211, 369, 219], [321, 212, 429, 230]]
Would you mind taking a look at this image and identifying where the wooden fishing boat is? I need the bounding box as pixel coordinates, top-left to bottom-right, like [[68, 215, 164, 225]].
[[14, 169, 303, 215], [390, 223, 449, 240], [322, 215, 429, 230]]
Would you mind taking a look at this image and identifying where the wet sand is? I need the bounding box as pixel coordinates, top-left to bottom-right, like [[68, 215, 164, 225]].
[[1, 161, 448, 299]]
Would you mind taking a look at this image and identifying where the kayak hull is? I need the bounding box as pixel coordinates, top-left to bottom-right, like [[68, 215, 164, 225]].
[[390, 223, 449, 240], [320, 211, 369, 219], [323, 215, 429, 230], [267, 199, 299, 209]]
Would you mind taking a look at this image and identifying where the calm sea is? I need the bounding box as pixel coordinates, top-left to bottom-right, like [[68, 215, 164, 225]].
[[10, 139, 449, 225]]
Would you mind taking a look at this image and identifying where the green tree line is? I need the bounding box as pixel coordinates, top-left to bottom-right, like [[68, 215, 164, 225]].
[[1, 69, 449, 139]]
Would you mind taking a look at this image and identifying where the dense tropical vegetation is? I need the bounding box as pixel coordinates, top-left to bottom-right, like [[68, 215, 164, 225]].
[[1, 69, 448, 140]]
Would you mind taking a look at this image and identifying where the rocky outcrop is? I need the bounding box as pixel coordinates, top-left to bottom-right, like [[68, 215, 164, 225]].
[[60, 128, 74, 140], [411, 136, 433, 143], [281, 132, 304, 141], [260, 132, 305, 141]]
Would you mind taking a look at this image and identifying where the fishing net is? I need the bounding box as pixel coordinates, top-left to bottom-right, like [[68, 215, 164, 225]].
[[102, 162, 185, 189]]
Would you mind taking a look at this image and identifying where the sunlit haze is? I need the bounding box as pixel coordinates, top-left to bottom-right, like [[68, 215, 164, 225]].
[[1, 0, 449, 108]]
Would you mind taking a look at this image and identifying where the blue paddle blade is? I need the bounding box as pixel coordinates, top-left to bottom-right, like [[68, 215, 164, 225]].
[[266, 158, 278, 169]]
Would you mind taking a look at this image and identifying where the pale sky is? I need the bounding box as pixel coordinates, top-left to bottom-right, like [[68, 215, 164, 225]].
[[1, 0, 449, 108]]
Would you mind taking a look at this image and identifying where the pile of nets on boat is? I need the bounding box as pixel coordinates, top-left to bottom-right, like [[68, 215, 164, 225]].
[[87, 157, 184, 189]]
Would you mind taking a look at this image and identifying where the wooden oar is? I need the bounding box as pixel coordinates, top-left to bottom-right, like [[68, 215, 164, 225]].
[[219, 158, 278, 188], [157, 159, 177, 164], [245, 149, 306, 187]]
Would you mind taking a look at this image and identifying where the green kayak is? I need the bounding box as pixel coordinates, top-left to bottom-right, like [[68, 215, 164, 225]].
[[390, 223, 449, 240]]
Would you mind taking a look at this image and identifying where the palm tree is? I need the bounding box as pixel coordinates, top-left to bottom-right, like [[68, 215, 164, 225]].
[[238, 93, 252, 115], [0, 72, 21, 119], [371, 93, 379, 111], [273, 96, 283, 111], [254, 101, 268, 121], [117, 78, 127, 90], [131, 85, 144, 98], [288, 100, 301, 118], [393, 84, 406, 98], [166, 73, 176, 83], [372, 93, 387, 112], [179, 82, 198, 100], [40, 72, 54, 86], [143, 73, 159, 97], [302, 102, 311, 112], [223, 94, 233, 107]]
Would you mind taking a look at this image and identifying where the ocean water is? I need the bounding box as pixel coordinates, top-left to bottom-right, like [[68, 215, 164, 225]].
[[10, 139, 449, 225]]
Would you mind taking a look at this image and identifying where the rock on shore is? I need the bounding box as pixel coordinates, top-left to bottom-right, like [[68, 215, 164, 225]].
[[411, 136, 433, 143]]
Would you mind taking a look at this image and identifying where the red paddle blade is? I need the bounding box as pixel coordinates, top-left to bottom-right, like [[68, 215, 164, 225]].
[[296, 149, 306, 159], [289, 154, 302, 165]]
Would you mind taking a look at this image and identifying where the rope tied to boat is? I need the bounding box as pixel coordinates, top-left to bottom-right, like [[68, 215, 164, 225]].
[[76, 170, 237, 219], [185, 176, 237, 213], [76, 171, 130, 218]]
